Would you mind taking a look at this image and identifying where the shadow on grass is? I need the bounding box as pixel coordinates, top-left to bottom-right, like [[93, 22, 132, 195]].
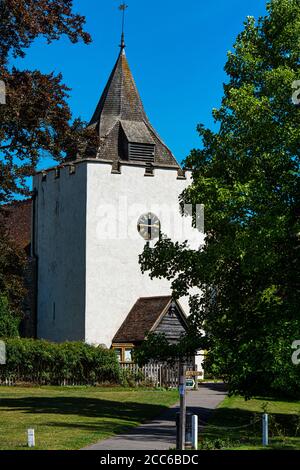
[[0, 396, 179, 446], [0, 396, 170, 424], [46, 419, 178, 444]]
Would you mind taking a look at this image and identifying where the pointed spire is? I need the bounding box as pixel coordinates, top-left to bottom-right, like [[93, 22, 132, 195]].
[[87, 5, 179, 168], [88, 51, 147, 135]]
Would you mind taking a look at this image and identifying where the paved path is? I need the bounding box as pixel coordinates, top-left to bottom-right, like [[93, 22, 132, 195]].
[[83, 382, 227, 451]]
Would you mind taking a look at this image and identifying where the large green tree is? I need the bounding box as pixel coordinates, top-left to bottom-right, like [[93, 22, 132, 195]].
[[0, 0, 97, 204], [139, 0, 300, 398], [0, 0, 97, 315]]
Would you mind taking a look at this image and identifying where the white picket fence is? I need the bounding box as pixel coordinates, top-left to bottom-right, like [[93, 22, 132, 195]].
[[120, 362, 194, 388], [0, 362, 194, 388]]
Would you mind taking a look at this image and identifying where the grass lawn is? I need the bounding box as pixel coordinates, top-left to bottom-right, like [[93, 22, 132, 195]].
[[201, 394, 300, 450], [0, 386, 179, 450]]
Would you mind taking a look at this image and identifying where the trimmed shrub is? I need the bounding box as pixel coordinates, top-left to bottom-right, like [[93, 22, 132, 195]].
[[0, 338, 121, 385]]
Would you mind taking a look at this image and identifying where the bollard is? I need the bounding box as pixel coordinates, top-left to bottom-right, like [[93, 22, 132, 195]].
[[192, 415, 198, 450], [262, 413, 268, 446], [27, 428, 35, 447]]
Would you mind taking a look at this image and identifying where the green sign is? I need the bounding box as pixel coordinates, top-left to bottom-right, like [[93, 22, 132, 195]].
[[186, 378, 195, 389]]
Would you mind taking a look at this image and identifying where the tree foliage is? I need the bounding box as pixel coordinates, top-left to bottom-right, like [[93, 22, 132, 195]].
[[0, 227, 26, 314], [0, 0, 91, 66], [0, 295, 20, 337], [0, 66, 98, 202], [134, 330, 204, 367], [139, 0, 300, 398], [0, 0, 97, 317], [0, 0, 97, 204]]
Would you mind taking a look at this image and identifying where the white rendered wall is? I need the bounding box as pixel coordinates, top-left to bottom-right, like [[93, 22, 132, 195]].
[[34, 164, 87, 342], [34, 160, 204, 375], [85, 162, 203, 347]]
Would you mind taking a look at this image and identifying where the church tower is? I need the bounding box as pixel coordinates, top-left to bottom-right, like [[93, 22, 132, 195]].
[[33, 30, 199, 348]]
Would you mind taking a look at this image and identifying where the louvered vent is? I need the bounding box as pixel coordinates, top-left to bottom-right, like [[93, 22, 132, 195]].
[[128, 143, 155, 162]]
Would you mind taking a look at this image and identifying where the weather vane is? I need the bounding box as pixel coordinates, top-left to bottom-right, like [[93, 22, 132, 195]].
[[119, 3, 128, 50]]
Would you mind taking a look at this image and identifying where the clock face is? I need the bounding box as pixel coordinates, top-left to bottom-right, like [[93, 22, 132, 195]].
[[137, 212, 160, 241]]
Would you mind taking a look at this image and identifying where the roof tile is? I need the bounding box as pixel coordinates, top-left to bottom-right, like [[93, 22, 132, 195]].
[[113, 296, 172, 343]]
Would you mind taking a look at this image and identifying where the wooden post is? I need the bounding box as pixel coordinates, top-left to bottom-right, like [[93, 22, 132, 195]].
[[178, 360, 186, 450]]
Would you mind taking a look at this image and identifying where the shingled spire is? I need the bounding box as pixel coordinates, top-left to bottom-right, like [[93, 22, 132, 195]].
[[89, 49, 147, 136], [87, 39, 179, 167]]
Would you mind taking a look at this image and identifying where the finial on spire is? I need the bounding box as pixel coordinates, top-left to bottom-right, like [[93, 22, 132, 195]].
[[119, 3, 128, 51]]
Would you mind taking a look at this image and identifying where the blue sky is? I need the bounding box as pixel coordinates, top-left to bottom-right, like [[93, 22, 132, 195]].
[[14, 0, 268, 167]]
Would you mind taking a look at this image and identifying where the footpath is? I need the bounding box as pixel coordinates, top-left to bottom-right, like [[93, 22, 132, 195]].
[[84, 382, 227, 451]]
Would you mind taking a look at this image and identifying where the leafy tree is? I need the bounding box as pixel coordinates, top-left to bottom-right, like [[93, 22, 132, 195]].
[[134, 331, 204, 367], [139, 0, 300, 398], [0, 295, 20, 337], [0, 0, 98, 315], [0, 0, 91, 66], [0, 0, 97, 204], [0, 67, 97, 202], [0, 226, 26, 314]]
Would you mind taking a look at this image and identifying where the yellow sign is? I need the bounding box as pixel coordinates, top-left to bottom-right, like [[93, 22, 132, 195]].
[[186, 371, 203, 377]]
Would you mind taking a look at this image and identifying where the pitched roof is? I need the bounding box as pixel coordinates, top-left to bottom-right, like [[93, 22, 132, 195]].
[[120, 120, 154, 144], [112, 296, 187, 343], [87, 49, 179, 167], [0, 199, 32, 250]]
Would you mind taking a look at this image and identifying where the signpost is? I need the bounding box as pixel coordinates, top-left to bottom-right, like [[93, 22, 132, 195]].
[[185, 378, 195, 389], [186, 370, 203, 378], [177, 366, 203, 449]]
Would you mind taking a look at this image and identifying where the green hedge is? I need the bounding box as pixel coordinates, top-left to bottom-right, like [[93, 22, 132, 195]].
[[0, 338, 121, 385]]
